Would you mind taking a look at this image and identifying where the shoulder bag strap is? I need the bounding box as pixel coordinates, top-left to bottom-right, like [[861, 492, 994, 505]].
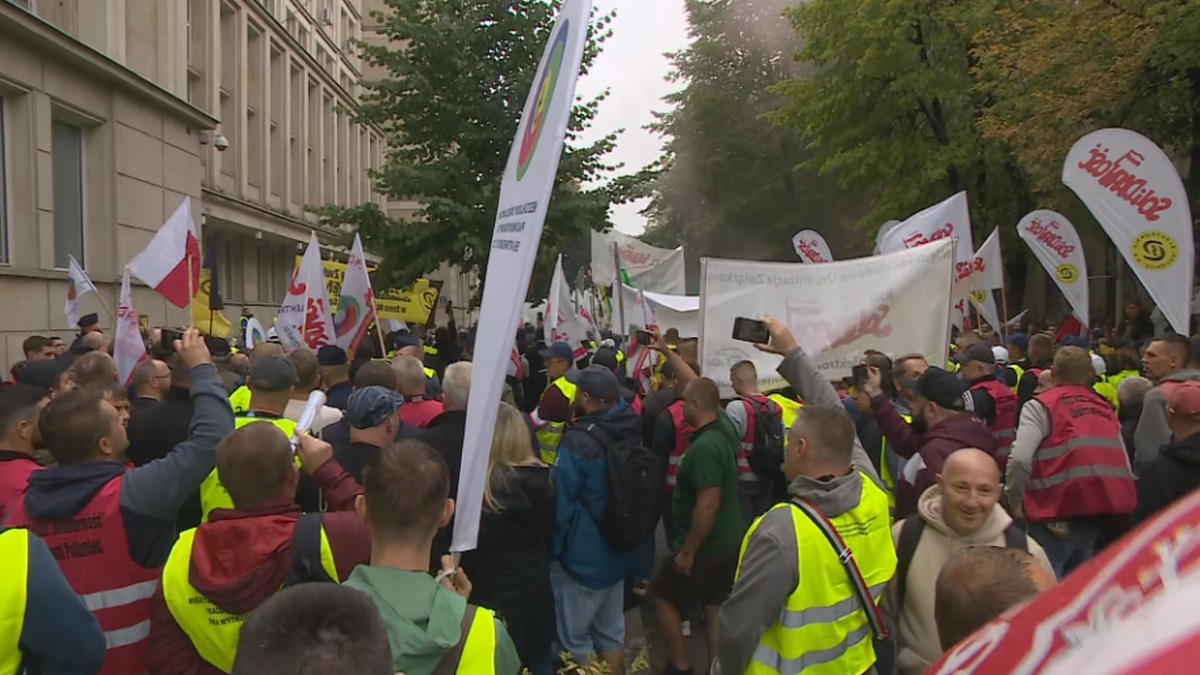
[[1003, 522, 1028, 552], [790, 498, 889, 640], [431, 605, 480, 675], [286, 512, 335, 586], [895, 516, 926, 609]]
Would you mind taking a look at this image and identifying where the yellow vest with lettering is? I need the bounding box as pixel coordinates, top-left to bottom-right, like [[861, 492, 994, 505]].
[[737, 476, 896, 675], [535, 377, 577, 464], [768, 394, 803, 445], [199, 415, 298, 522], [879, 413, 912, 515], [0, 529, 29, 675], [228, 386, 251, 414], [162, 527, 338, 673]]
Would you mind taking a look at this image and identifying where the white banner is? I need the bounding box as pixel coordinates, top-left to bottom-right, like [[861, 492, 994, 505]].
[[591, 229, 686, 294], [64, 254, 97, 329], [277, 233, 335, 353], [968, 228, 1003, 331], [1063, 128, 1194, 333], [700, 240, 955, 396], [453, 0, 592, 553], [792, 229, 833, 263], [114, 267, 146, 387], [611, 283, 699, 338], [1017, 210, 1090, 328], [874, 220, 901, 255], [545, 253, 589, 351], [333, 233, 377, 354], [879, 192, 976, 327]]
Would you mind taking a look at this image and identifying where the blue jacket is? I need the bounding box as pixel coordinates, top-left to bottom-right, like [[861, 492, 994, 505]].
[[553, 401, 639, 589], [17, 531, 107, 674]]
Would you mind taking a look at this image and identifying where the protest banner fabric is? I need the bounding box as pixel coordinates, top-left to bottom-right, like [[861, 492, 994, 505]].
[[700, 240, 955, 397], [300, 257, 441, 324], [591, 229, 686, 294], [612, 283, 699, 338], [1063, 128, 1194, 333], [967, 228, 1003, 331], [64, 255, 97, 328], [332, 234, 377, 353], [277, 233, 334, 353], [792, 229, 834, 263], [115, 267, 147, 386], [880, 192, 976, 327], [545, 253, 589, 352], [874, 220, 901, 255], [452, 0, 593, 553], [1017, 210, 1090, 329]]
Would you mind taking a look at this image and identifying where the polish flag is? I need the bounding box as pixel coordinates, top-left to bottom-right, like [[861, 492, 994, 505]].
[[131, 199, 201, 308]]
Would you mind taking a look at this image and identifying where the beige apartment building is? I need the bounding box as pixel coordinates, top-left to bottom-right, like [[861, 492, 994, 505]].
[[0, 0, 475, 368]]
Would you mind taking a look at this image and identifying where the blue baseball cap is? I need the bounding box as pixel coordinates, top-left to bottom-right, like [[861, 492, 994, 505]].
[[566, 364, 620, 401], [539, 341, 574, 363], [347, 386, 402, 429], [1006, 333, 1030, 350], [1061, 335, 1089, 349]]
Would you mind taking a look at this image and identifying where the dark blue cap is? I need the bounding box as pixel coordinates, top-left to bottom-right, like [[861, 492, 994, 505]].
[[317, 345, 348, 366], [566, 364, 620, 401], [1061, 336, 1089, 349], [1006, 333, 1030, 350], [539, 341, 574, 363]]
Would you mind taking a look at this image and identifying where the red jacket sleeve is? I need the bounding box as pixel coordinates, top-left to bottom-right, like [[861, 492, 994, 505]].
[[871, 395, 919, 459], [322, 511, 372, 582], [311, 458, 362, 512], [145, 584, 225, 675]]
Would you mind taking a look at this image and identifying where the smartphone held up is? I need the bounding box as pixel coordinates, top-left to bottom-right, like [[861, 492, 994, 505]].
[[732, 317, 770, 345]]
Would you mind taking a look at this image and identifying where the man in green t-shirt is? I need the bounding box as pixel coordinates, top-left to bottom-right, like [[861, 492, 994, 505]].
[[650, 377, 744, 675]]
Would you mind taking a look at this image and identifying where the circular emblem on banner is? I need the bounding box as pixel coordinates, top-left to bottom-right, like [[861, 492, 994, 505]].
[[1055, 263, 1080, 284], [517, 21, 570, 181], [1131, 231, 1178, 271], [969, 289, 988, 305]]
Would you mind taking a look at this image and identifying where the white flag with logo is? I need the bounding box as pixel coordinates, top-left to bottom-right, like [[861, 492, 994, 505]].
[[591, 229, 686, 294], [1017, 210, 1090, 328], [64, 255, 98, 328], [967, 228, 1003, 331], [277, 233, 335, 353], [453, 0, 592, 554], [545, 253, 588, 353], [880, 192, 976, 328], [792, 229, 834, 263], [1063, 128, 1194, 333], [333, 234, 377, 354], [114, 267, 147, 386]]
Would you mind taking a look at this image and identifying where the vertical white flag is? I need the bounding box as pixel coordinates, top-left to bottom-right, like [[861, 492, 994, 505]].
[[1017, 210, 1090, 328], [452, 0, 593, 554], [114, 267, 146, 386], [277, 233, 334, 353], [333, 233, 377, 354], [792, 229, 834, 263], [545, 254, 588, 353], [1063, 129, 1194, 333], [967, 228, 1004, 331], [880, 192, 976, 327], [64, 255, 98, 328]]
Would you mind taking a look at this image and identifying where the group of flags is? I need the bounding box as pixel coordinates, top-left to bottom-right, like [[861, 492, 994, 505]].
[[66, 199, 383, 387]]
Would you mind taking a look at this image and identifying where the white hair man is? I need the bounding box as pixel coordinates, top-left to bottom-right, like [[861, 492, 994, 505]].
[[419, 362, 475, 564]]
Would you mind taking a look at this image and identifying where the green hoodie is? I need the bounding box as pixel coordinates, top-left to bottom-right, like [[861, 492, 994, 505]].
[[345, 566, 522, 675]]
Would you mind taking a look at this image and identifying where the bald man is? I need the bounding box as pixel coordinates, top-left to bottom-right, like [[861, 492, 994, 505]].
[[884, 449, 1052, 675], [934, 546, 1056, 652], [145, 424, 371, 673]]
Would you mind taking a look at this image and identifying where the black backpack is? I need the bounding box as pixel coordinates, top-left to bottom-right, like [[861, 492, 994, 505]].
[[894, 516, 1027, 607], [578, 422, 662, 552], [742, 396, 786, 477]]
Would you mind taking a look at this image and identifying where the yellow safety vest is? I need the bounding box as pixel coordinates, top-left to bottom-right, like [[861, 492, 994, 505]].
[[424, 367, 437, 380], [424, 344, 438, 358], [452, 607, 502, 674], [162, 527, 338, 673], [879, 413, 913, 515], [0, 529, 29, 675], [1107, 369, 1140, 389], [1094, 380, 1120, 412], [768, 394, 803, 445], [199, 415, 298, 521], [1007, 364, 1025, 394], [535, 377, 577, 464], [737, 476, 896, 675], [229, 385, 251, 414]]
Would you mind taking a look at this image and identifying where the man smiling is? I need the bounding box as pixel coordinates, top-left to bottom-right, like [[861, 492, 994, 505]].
[[883, 448, 1052, 675]]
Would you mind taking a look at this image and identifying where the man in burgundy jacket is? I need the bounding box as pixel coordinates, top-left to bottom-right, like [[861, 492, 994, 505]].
[[863, 365, 996, 518], [145, 425, 371, 675]]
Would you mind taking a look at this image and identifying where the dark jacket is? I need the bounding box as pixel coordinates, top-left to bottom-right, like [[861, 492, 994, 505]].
[[145, 459, 370, 675], [1131, 432, 1200, 527], [460, 465, 556, 670], [297, 418, 421, 512], [871, 394, 996, 519], [1016, 360, 1054, 415], [642, 387, 679, 448], [324, 380, 353, 411], [13, 530, 107, 675], [126, 388, 193, 467], [21, 365, 233, 568], [423, 410, 468, 564]]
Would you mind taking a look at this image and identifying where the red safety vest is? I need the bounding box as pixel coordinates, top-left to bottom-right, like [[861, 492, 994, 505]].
[[1024, 385, 1136, 522], [8, 475, 161, 675], [631, 395, 643, 417], [666, 400, 693, 490], [0, 455, 40, 516], [737, 394, 781, 478], [971, 378, 1017, 467]]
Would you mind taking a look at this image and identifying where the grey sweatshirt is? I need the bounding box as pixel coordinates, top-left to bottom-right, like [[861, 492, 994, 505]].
[[1134, 370, 1200, 475]]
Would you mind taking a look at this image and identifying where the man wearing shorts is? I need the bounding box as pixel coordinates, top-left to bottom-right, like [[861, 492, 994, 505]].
[[652, 378, 745, 675]]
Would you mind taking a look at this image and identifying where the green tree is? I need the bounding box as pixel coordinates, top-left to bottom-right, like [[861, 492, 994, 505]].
[[316, 0, 627, 301], [640, 0, 864, 263]]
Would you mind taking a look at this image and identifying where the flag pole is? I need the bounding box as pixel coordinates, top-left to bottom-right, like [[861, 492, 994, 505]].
[[187, 250, 195, 326], [368, 293, 388, 358], [612, 242, 626, 341], [93, 294, 117, 325]]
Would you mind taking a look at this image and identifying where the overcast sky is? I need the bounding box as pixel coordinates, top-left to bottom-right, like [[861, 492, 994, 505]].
[[575, 0, 690, 236]]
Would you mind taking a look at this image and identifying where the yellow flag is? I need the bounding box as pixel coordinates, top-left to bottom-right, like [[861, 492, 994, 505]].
[[192, 268, 233, 338]]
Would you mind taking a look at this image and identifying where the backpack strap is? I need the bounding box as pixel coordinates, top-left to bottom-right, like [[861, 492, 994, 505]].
[[431, 605, 480, 675], [895, 516, 926, 610], [1003, 522, 1028, 552], [574, 423, 614, 526], [285, 512, 335, 586]]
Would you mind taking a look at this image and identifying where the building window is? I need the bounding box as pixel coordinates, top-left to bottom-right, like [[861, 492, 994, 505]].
[[247, 26, 263, 189], [0, 100, 7, 263], [51, 120, 84, 269]]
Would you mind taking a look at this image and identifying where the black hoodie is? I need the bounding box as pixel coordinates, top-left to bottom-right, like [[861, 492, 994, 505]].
[[1132, 430, 1200, 526]]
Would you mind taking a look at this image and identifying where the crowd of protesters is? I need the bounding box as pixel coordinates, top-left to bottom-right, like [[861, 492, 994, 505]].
[[1, 294, 1200, 675]]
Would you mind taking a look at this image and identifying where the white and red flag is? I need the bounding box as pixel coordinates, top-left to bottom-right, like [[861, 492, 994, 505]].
[[130, 199, 201, 308], [332, 233, 376, 354], [114, 267, 147, 386]]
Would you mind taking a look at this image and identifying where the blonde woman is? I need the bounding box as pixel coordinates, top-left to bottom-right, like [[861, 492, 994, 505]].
[[459, 403, 557, 675]]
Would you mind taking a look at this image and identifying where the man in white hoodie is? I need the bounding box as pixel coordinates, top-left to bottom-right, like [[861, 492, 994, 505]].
[[883, 448, 1052, 674]]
